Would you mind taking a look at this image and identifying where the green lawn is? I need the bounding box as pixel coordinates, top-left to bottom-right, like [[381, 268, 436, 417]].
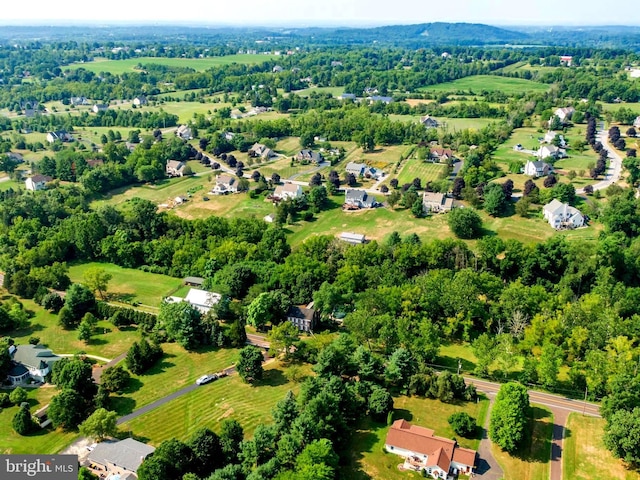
[[386, 114, 496, 131], [419, 75, 550, 95], [67, 262, 183, 308], [292, 86, 345, 97], [563, 414, 640, 480], [6, 296, 137, 359], [64, 55, 278, 74], [346, 395, 489, 480], [119, 360, 298, 445], [491, 405, 553, 480], [111, 344, 240, 418], [0, 387, 78, 454], [393, 160, 449, 186]]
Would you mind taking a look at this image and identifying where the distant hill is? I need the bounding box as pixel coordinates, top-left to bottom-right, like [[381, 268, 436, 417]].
[[289, 22, 530, 46]]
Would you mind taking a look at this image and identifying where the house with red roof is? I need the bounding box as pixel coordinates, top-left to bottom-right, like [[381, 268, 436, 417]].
[[384, 419, 476, 478]]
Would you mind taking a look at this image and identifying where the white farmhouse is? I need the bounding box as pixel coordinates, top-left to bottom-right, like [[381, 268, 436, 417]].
[[524, 160, 552, 177], [273, 183, 303, 200]]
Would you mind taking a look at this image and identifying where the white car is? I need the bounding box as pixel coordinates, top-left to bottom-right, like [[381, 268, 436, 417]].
[[196, 374, 217, 385]]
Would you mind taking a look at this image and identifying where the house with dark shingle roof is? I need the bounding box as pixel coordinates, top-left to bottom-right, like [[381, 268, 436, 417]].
[[286, 306, 317, 332], [296, 149, 324, 165], [385, 420, 476, 478], [25, 174, 53, 191]]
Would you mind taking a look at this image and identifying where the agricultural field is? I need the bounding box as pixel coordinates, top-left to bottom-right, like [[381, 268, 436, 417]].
[[120, 360, 302, 444], [67, 262, 183, 308], [491, 405, 553, 480], [64, 54, 278, 74], [292, 86, 345, 97], [563, 414, 640, 480], [496, 62, 562, 75], [346, 395, 489, 480], [419, 75, 550, 95], [0, 387, 78, 454]]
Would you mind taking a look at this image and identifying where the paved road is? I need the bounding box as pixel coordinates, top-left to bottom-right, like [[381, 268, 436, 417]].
[[466, 377, 599, 480], [576, 130, 623, 194], [474, 398, 504, 480]]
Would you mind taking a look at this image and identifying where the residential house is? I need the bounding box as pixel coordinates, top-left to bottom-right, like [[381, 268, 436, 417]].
[[331, 60, 343, 67], [339, 93, 356, 100], [367, 95, 393, 104], [70, 96, 89, 106], [211, 174, 238, 194], [224, 131, 236, 141], [165, 288, 221, 315], [296, 149, 325, 164], [133, 96, 148, 106], [422, 192, 454, 214], [249, 143, 276, 160], [543, 199, 585, 229], [524, 160, 552, 177], [125, 142, 137, 152], [87, 438, 155, 479], [263, 213, 275, 223], [286, 306, 317, 333], [7, 152, 24, 164], [339, 232, 366, 245], [544, 131, 566, 147], [7, 344, 61, 384], [273, 183, 303, 200], [272, 65, 284, 73], [429, 147, 456, 163], [46, 130, 72, 143], [554, 107, 575, 124], [537, 145, 566, 160], [560, 55, 573, 66], [385, 420, 476, 478], [92, 104, 108, 113], [25, 174, 53, 191], [344, 189, 378, 209], [176, 125, 193, 140], [634, 116, 640, 128], [422, 192, 453, 213], [420, 115, 439, 128], [166, 160, 186, 177], [345, 162, 384, 180]]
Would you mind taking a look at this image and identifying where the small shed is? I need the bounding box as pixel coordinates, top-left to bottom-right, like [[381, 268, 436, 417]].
[[340, 232, 366, 245], [183, 276, 205, 287]]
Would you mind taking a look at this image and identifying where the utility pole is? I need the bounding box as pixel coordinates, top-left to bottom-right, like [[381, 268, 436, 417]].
[[457, 358, 462, 375], [582, 385, 588, 416]]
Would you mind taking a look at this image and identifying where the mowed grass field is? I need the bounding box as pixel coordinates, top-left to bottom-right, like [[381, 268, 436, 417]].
[[564, 414, 640, 480], [392, 160, 449, 186], [120, 360, 300, 445], [346, 395, 489, 480], [67, 262, 183, 308], [292, 86, 345, 97], [419, 75, 550, 94], [65, 54, 278, 74], [5, 295, 137, 359], [111, 344, 240, 418], [0, 387, 78, 454]]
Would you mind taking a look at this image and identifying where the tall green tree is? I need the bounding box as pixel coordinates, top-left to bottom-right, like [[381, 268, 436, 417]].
[[490, 382, 530, 453], [78, 408, 118, 441], [236, 346, 264, 383], [82, 267, 112, 300]]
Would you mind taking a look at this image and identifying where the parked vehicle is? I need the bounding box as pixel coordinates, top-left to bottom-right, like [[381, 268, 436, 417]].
[[196, 374, 217, 385]]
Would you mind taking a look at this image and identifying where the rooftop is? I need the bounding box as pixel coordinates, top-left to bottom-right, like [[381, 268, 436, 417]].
[[88, 438, 155, 473]]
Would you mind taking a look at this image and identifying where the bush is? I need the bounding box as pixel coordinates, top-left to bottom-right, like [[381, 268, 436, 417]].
[[13, 404, 36, 435], [448, 412, 477, 437], [9, 387, 28, 405], [0, 393, 11, 408]]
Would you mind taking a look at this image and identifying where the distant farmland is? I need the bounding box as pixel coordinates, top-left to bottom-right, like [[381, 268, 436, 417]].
[[419, 75, 550, 94], [64, 54, 278, 74]]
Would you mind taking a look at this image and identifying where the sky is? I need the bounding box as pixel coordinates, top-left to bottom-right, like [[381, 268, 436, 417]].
[[1, 0, 635, 26]]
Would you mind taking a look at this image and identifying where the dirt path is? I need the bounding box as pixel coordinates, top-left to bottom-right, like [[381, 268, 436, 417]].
[[550, 409, 569, 480]]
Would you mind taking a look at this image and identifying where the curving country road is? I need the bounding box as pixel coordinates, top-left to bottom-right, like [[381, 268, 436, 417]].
[[576, 129, 624, 194]]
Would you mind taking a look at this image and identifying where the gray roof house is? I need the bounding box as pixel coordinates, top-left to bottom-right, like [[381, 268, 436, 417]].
[[286, 306, 317, 333], [340, 232, 367, 244], [524, 160, 552, 177], [345, 162, 384, 180], [344, 189, 378, 209], [543, 199, 585, 229], [88, 438, 155, 478], [296, 150, 325, 164], [422, 192, 454, 213], [166, 160, 186, 177], [420, 115, 439, 128], [8, 344, 61, 384]]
